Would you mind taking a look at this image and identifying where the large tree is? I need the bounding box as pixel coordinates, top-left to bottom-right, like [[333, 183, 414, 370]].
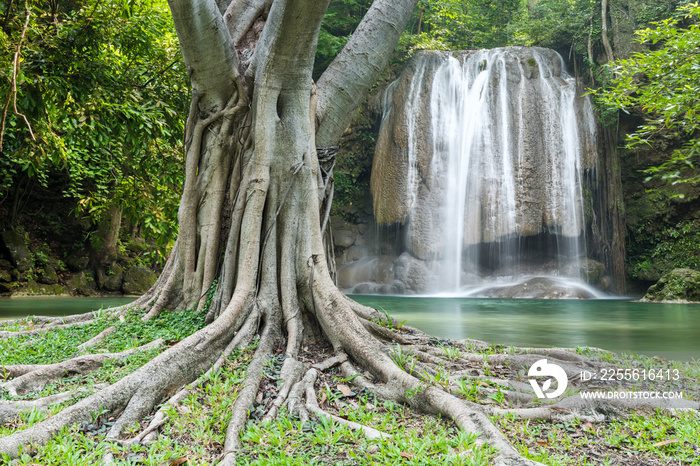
[[2, 0, 697, 464]]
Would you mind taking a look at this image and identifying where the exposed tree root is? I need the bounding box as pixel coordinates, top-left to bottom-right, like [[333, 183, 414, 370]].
[[1, 339, 165, 397], [0, 385, 107, 425], [2, 298, 699, 465], [0, 320, 97, 340], [77, 326, 116, 352], [2, 1, 697, 462], [492, 395, 700, 422]]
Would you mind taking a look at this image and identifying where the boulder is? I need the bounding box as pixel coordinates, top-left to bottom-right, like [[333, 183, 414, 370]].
[[481, 277, 596, 299], [640, 268, 700, 303], [38, 264, 59, 285], [394, 252, 435, 294], [0, 230, 32, 272], [102, 264, 124, 292], [66, 251, 90, 272], [68, 271, 96, 296], [125, 238, 149, 253], [11, 280, 68, 297], [122, 266, 157, 295], [563, 259, 605, 286]]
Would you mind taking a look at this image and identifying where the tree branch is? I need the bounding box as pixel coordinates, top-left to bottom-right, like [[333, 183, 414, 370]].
[[223, 0, 273, 46], [168, 0, 239, 111], [0, 0, 35, 152], [314, 0, 418, 146]]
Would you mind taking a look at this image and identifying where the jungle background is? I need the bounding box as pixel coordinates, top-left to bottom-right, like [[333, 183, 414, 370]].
[[1, 0, 699, 298]]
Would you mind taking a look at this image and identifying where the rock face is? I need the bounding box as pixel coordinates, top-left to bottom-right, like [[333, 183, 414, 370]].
[[122, 266, 157, 295], [0, 230, 32, 272], [641, 268, 700, 303], [346, 47, 600, 296]]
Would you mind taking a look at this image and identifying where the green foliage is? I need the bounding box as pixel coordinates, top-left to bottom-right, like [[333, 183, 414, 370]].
[[0, 0, 187, 256], [596, 3, 700, 184], [417, 0, 525, 49], [0, 306, 206, 368], [627, 218, 700, 280], [314, 0, 373, 79]]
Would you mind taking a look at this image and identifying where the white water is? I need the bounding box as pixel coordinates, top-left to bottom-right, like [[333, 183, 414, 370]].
[[404, 48, 597, 293]]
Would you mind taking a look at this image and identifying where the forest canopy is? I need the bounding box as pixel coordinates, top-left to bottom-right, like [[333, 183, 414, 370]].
[[598, 2, 700, 185]]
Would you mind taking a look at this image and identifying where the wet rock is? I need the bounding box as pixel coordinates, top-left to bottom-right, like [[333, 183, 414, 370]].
[[563, 259, 605, 286], [122, 266, 157, 295], [641, 268, 700, 303], [0, 269, 10, 283], [10, 269, 29, 282], [331, 218, 358, 248], [125, 238, 148, 253], [69, 271, 96, 296], [102, 264, 124, 292], [394, 252, 435, 293], [636, 266, 662, 283], [66, 251, 90, 272], [0, 229, 32, 272], [38, 264, 59, 285], [481, 277, 596, 299], [11, 280, 68, 297]]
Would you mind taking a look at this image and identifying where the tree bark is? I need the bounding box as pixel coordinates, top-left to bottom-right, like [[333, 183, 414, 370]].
[[0, 2, 650, 464], [601, 0, 615, 63]]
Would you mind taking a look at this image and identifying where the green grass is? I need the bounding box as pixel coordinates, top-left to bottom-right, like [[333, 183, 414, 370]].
[[2, 311, 699, 465], [497, 411, 700, 465]]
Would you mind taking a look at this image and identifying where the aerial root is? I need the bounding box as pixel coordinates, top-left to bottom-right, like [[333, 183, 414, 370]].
[[452, 373, 534, 393], [401, 345, 453, 367], [261, 357, 306, 423], [456, 352, 594, 378], [0, 384, 109, 425], [304, 378, 392, 440], [282, 353, 391, 439], [1, 339, 165, 397]]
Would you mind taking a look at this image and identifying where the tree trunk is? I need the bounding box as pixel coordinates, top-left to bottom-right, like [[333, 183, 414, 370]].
[[0, 1, 665, 463], [94, 204, 122, 265], [601, 0, 615, 63]]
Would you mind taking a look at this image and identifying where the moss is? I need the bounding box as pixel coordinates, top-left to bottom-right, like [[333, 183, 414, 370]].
[[527, 57, 537, 67], [10, 281, 68, 297], [641, 268, 700, 302]]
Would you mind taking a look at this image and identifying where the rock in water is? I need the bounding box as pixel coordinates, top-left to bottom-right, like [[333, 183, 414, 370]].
[[641, 268, 700, 303]]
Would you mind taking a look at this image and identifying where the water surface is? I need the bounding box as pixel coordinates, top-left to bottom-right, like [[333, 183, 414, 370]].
[[351, 295, 700, 361], [0, 297, 135, 321], [2, 296, 698, 361]]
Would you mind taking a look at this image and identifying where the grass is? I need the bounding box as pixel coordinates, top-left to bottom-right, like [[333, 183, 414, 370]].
[[2, 311, 699, 465], [496, 411, 700, 465]]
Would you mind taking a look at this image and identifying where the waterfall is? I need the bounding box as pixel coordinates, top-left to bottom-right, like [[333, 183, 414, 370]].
[[347, 47, 601, 298]]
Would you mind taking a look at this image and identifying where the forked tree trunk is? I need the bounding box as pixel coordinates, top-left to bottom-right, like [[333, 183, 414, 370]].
[[4, 0, 681, 463], [142, 0, 417, 325]]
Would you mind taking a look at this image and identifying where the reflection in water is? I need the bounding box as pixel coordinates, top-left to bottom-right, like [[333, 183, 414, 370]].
[[2, 297, 698, 361], [352, 296, 700, 361]]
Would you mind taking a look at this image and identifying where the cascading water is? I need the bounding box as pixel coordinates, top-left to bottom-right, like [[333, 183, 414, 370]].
[[342, 47, 603, 298]]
